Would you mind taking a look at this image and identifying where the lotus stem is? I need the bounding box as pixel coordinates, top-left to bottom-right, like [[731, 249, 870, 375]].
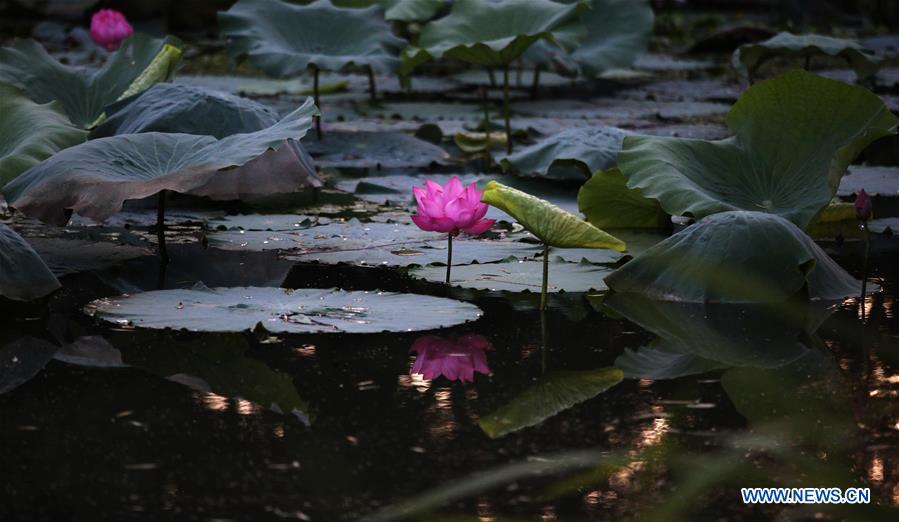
[[481, 87, 491, 154], [446, 233, 453, 285], [516, 58, 523, 86], [540, 309, 547, 373], [540, 243, 548, 311], [487, 67, 496, 86], [312, 64, 322, 140], [367, 66, 377, 101], [531, 66, 541, 100], [861, 221, 870, 315], [804, 55, 811, 71], [503, 64, 512, 154], [157, 190, 169, 266]]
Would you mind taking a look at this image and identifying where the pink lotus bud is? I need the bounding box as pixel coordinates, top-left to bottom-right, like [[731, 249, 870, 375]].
[[855, 189, 873, 221], [90, 9, 133, 51], [411, 176, 496, 236], [409, 334, 492, 383]]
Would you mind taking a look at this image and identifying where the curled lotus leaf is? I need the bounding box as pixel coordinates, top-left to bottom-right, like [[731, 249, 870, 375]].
[[733, 32, 880, 80], [0, 224, 60, 302]]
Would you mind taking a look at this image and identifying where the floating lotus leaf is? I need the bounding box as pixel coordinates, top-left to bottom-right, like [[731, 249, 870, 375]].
[[614, 344, 726, 381], [479, 367, 623, 438], [219, 0, 405, 76], [410, 256, 613, 292], [604, 211, 862, 303], [25, 238, 152, 277], [3, 99, 317, 225], [302, 131, 449, 169], [733, 32, 880, 80], [499, 127, 630, 179], [410, 0, 588, 68], [617, 70, 898, 230], [85, 286, 483, 333], [0, 224, 60, 302], [0, 84, 87, 187], [577, 168, 669, 229], [0, 34, 183, 128], [481, 180, 625, 250], [91, 83, 280, 138], [837, 165, 899, 197]]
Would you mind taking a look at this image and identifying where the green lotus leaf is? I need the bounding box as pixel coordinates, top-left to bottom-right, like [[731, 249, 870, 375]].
[[577, 168, 670, 229], [92, 83, 279, 138], [499, 127, 630, 179], [219, 0, 405, 76], [479, 367, 623, 438], [413, 0, 588, 68], [379, 0, 446, 21], [604, 211, 862, 303], [617, 70, 898, 230], [3, 99, 317, 225], [0, 224, 60, 302], [0, 84, 87, 187], [85, 286, 483, 333], [0, 34, 183, 128], [481, 180, 626, 250], [733, 32, 880, 80]]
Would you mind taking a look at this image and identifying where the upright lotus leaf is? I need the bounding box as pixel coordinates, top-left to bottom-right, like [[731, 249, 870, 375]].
[[499, 127, 631, 179], [604, 211, 862, 303], [91, 83, 280, 138], [481, 181, 625, 250], [733, 32, 880, 80], [617, 70, 898, 230], [479, 367, 623, 438], [219, 0, 404, 76], [0, 84, 87, 187], [380, 0, 446, 21], [0, 34, 183, 128], [577, 168, 670, 229], [3, 99, 318, 225], [0, 224, 61, 302]]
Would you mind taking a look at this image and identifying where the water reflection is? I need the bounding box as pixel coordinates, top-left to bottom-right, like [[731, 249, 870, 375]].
[[409, 334, 492, 383]]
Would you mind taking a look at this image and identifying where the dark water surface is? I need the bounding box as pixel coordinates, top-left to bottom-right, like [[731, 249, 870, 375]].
[[1, 243, 897, 522]]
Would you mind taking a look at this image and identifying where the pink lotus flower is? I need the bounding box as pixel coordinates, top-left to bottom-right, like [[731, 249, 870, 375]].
[[855, 189, 873, 221], [410, 334, 492, 383], [90, 9, 133, 51], [412, 177, 495, 236]]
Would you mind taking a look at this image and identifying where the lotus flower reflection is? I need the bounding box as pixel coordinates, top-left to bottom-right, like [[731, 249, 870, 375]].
[[412, 176, 495, 284], [90, 9, 134, 51], [410, 334, 492, 383]]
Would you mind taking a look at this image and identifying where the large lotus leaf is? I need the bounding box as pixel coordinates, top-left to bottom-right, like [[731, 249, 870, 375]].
[[614, 343, 726, 380], [411, 0, 588, 68], [479, 367, 623, 438], [3, 99, 317, 225], [604, 211, 862, 303], [733, 32, 880, 80], [577, 168, 669, 229], [0, 84, 87, 187], [617, 70, 898, 230], [0, 34, 183, 128], [410, 256, 613, 292], [381, 0, 446, 21], [302, 131, 449, 169], [499, 127, 630, 179], [219, 0, 405, 76], [0, 224, 60, 302], [85, 286, 483, 333], [0, 337, 59, 394], [482, 180, 625, 250], [91, 83, 279, 138]]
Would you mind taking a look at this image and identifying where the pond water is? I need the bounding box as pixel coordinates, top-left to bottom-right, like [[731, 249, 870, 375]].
[[1, 240, 896, 521]]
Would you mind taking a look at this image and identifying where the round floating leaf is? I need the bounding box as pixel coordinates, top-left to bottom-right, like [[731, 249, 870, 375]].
[[479, 367, 623, 438], [25, 238, 152, 277], [838, 165, 899, 197], [412, 0, 588, 68], [219, 0, 405, 76], [733, 32, 880, 80], [0, 84, 87, 187], [0, 34, 183, 128], [604, 211, 863, 303], [0, 224, 60, 302], [618, 70, 898, 230], [86, 286, 483, 333], [92, 83, 279, 138], [577, 168, 669, 229], [3, 100, 317, 225], [481, 180, 625, 250], [302, 131, 449, 169], [410, 257, 613, 292], [499, 127, 630, 179]]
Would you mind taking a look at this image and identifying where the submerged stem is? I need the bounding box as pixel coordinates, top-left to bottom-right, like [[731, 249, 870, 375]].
[[503, 64, 511, 154], [157, 190, 169, 266], [446, 233, 453, 285], [313, 65, 322, 140], [861, 221, 870, 317], [540, 243, 549, 311], [367, 66, 377, 101], [531, 66, 541, 100]]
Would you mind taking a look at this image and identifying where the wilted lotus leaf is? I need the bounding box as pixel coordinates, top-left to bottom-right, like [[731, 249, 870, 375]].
[[86, 286, 483, 333], [577, 168, 669, 229], [0, 34, 183, 128], [499, 127, 631, 179], [0, 224, 60, 302], [0, 84, 87, 187], [618, 70, 898, 230], [733, 32, 880, 80], [219, 0, 405, 76], [605, 211, 862, 303], [3, 99, 317, 225]]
